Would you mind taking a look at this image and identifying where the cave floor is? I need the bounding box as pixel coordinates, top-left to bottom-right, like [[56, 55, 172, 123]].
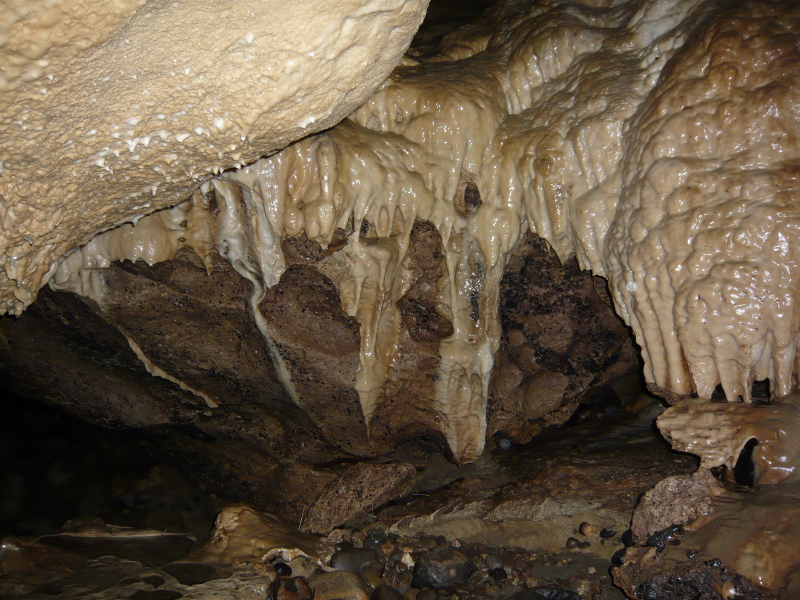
[[0, 374, 700, 599]]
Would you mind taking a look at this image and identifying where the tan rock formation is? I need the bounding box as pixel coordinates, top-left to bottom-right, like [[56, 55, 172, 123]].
[[35, 0, 800, 463], [607, 2, 800, 404], [0, 0, 430, 314], [300, 462, 416, 534], [6, 0, 800, 464], [617, 396, 800, 593], [190, 503, 320, 565]]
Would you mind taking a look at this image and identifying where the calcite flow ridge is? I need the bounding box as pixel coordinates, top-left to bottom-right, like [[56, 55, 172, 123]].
[[0, 0, 430, 312], [18, 0, 800, 462]]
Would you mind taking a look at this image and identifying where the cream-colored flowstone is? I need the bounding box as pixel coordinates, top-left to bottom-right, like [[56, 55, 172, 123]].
[[17, 0, 800, 461], [648, 397, 800, 590], [0, 0, 429, 314]]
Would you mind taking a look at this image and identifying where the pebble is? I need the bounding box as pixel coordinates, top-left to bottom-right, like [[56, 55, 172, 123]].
[[416, 589, 438, 600], [599, 528, 616, 539], [621, 529, 634, 547], [275, 562, 293, 577], [577, 541, 590, 549], [494, 433, 513, 451], [270, 576, 313, 600], [412, 547, 475, 589], [488, 567, 507, 582], [564, 538, 579, 550], [389, 549, 405, 562], [484, 554, 503, 570], [312, 571, 370, 600], [332, 548, 380, 573], [368, 528, 388, 544], [361, 562, 386, 591], [578, 522, 596, 537], [645, 524, 682, 552], [403, 590, 418, 600], [611, 548, 626, 567], [372, 583, 404, 600]]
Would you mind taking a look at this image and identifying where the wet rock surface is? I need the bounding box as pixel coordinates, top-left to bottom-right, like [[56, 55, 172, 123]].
[[0, 225, 632, 521], [378, 376, 695, 562], [272, 575, 314, 600], [613, 396, 800, 597], [490, 234, 638, 445], [412, 547, 475, 589], [311, 570, 370, 600], [0, 377, 699, 600], [613, 549, 778, 600], [302, 463, 416, 535], [331, 548, 380, 573]]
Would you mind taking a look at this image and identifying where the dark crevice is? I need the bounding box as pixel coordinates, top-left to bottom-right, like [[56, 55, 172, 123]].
[[733, 437, 759, 488]]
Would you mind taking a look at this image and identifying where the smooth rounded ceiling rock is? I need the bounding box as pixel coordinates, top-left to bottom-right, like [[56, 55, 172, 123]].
[[0, 0, 430, 314]]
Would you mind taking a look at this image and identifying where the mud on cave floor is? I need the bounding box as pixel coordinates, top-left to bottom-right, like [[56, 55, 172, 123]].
[[0, 371, 698, 599]]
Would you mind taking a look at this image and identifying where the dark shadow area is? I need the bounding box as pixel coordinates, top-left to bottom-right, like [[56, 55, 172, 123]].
[[0, 390, 219, 539], [733, 437, 759, 488]]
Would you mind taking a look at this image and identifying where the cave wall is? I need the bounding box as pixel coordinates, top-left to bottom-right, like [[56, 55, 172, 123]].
[[0, 0, 430, 314], [2, 0, 800, 488]]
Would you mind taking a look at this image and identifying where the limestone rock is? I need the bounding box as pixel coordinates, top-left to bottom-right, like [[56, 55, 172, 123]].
[[190, 504, 320, 565], [382, 412, 697, 558], [311, 570, 371, 600], [606, 2, 800, 404], [301, 462, 416, 535], [629, 469, 721, 544], [621, 394, 800, 593], [0, 226, 631, 516], [39, 0, 800, 463], [657, 396, 800, 484], [0, 0, 430, 315], [613, 547, 779, 600], [0, 554, 276, 600], [489, 233, 637, 444], [0, 537, 86, 597], [411, 547, 475, 589]]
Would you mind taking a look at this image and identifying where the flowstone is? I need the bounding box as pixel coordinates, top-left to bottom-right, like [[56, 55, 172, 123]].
[[615, 396, 800, 596]]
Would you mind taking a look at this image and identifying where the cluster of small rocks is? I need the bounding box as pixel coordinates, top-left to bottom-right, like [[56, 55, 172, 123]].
[[263, 526, 615, 600]]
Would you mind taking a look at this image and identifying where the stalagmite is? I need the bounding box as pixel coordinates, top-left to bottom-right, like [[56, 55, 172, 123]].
[[39, 0, 800, 464]]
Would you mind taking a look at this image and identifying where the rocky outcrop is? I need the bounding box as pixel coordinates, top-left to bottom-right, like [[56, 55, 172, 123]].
[[489, 234, 637, 443], [0, 0, 429, 315], [0, 222, 634, 515], [31, 0, 799, 463], [614, 396, 800, 595], [300, 462, 416, 535]]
